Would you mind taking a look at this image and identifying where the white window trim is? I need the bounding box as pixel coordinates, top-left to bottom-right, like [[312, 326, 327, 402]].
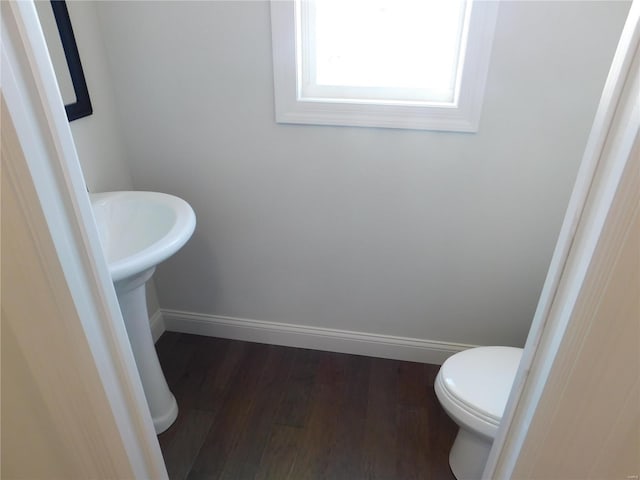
[[270, 0, 499, 132]]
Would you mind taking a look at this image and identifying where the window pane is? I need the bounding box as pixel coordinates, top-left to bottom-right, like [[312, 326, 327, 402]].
[[311, 0, 467, 97]]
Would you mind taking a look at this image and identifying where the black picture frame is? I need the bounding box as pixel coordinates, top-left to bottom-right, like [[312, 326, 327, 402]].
[[50, 0, 92, 121]]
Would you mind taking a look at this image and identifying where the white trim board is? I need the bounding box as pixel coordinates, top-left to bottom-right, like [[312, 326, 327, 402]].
[[161, 309, 476, 365], [149, 310, 166, 344]]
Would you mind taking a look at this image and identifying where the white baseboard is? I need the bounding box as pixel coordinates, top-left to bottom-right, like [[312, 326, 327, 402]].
[[161, 309, 476, 365], [149, 309, 165, 343]]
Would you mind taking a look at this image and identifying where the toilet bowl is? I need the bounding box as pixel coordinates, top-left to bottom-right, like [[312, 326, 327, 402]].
[[435, 346, 523, 480]]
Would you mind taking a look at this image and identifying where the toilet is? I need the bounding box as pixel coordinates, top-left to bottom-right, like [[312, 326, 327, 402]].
[[435, 346, 523, 480]]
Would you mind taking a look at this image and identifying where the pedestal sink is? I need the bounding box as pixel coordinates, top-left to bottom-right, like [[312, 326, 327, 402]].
[[90, 191, 196, 433]]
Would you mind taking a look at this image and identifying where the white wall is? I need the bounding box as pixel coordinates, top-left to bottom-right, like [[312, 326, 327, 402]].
[[94, 1, 629, 347], [63, 1, 132, 193]]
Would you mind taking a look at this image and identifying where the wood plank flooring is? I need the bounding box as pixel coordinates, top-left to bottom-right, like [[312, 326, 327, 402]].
[[156, 332, 457, 480]]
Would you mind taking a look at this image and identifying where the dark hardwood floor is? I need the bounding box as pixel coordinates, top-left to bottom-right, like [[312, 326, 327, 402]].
[[156, 332, 457, 480]]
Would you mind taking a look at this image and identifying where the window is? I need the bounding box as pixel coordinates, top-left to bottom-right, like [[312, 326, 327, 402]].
[[270, 0, 499, 132]]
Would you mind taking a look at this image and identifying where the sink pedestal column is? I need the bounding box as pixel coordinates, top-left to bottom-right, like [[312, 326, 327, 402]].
[[115, 267, 178, 434]]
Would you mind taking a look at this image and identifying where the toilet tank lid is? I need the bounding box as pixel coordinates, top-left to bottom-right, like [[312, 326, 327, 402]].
[[440, 346, 523, 422]]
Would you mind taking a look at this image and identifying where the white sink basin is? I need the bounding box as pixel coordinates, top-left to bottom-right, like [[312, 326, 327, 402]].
[[90, 191, 195, 283], [90, 190, 196, 434]]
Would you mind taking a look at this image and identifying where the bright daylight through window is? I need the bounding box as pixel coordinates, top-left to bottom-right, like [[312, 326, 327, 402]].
[[304, 0, 467, 103], [271, 0, 499, 131]]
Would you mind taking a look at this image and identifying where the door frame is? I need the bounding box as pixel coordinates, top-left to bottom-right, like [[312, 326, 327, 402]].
[[1, 1, 167, 477], [484, 1, 639, 476]]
